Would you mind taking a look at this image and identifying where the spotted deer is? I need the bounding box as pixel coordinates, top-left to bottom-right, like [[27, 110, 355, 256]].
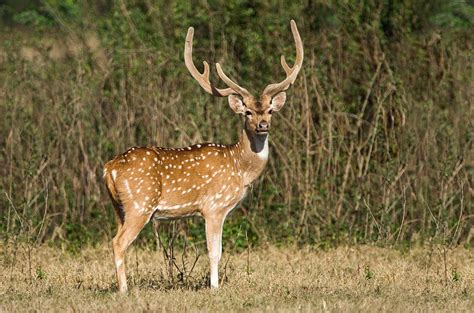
[[103, 20, 303, 292]]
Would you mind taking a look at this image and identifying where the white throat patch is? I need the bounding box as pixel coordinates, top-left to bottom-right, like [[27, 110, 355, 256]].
[[257, 136, 269, 160]]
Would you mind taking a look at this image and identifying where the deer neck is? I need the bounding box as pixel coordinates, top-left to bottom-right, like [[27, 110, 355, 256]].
[[236, 128, 269, 186]]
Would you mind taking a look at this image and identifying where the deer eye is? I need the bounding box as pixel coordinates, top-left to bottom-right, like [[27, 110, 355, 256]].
[[245, 110, 253, 116], [268, 109, 273, 115]]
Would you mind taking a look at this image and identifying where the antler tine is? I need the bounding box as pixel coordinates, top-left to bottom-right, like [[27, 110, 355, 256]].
[[262, 65, 300, 97], [280, 20, 304, 83], [215, 63, 252, 100], [262, 19, 304, 97], [184, 27, 235, 97], [280, 55, 291, 75]]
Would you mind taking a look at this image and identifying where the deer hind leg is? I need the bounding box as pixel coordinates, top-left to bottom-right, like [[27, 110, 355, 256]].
[[104, 169, 125, 232], [112, 211, 152, 293]]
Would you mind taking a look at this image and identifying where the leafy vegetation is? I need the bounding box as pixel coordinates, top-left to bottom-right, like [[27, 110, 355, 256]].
[[0, 1, 472, 252]]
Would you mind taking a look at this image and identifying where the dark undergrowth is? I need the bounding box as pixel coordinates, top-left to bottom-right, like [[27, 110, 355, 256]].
[[0, 1, 472, 253]]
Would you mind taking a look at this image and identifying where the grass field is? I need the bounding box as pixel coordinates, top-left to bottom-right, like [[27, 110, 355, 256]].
[[1, 244, 472, 312]]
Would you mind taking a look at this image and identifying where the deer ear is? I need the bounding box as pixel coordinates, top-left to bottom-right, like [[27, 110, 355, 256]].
[[270, 92, 286, 111], [228, 95, 246, 114]]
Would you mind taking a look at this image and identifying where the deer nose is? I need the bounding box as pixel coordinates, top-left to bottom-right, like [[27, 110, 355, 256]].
[[258, 121, 269, 131]]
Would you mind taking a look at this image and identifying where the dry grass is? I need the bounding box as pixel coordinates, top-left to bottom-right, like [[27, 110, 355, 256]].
[[0, 244, 472, 312]]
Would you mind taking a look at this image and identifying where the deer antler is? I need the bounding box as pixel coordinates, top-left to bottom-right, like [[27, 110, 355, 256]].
[[262, 20, 304, 98], [184, 27, 251, 98], [215, 63, 252, 100]]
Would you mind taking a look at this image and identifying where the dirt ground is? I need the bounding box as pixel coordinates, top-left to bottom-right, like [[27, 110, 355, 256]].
[[0, 243, 472, 312]]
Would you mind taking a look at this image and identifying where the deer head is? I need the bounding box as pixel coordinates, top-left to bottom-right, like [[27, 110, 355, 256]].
[[184, 20, 303, 136]]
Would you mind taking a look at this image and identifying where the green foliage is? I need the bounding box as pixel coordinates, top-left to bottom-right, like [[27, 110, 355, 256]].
[[0, 0, 472, 250], [12, 10, 53, 27], [223, 215, 258, 250], [429, 0, 474, 28], [452, 268, 461, 282], [36, 266, 47, 280], [364, 265, 374, 280]]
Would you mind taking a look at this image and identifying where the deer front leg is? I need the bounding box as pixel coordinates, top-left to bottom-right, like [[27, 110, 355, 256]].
[[205, 214, 225, 289]]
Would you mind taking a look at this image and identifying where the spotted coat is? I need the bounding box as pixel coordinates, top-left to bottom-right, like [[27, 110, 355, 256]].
[[103, 134, 267, 222]]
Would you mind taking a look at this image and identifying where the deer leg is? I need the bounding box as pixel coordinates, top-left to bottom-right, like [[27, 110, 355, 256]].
[[205, 214, 226, 289], [112, 213, 151, 293]]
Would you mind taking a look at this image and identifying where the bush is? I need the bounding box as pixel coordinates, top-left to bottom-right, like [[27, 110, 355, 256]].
[[0, 1, 472, 250]]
